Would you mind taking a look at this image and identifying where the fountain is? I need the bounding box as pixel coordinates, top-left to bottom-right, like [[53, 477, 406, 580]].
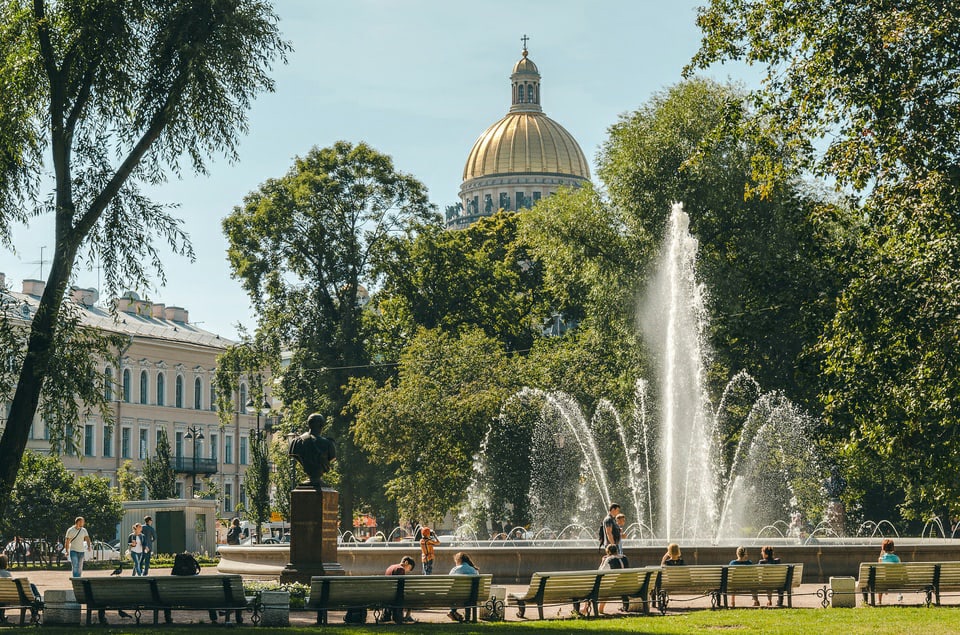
[[465, 204, 826, 543], [219, 203, 960, 582]]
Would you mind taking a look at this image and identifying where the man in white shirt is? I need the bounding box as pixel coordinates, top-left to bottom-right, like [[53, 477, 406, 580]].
[[64, 516, 92, 578]]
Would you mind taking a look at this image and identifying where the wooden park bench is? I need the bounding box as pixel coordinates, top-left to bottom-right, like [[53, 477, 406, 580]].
[[0, 577, 42, 625], [307, 574, 492, 625], [857, 562, 954, 606], [153, 574, 252, 624], [508, 568, 657, 620], [934, 561, 960, 605], [724, 563, 802, 608], [72, 574, 253, 625], [653, 564, 726, 613]]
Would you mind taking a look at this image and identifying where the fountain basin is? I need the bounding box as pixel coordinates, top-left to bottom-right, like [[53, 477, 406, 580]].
[[218, 540, 960, 584]]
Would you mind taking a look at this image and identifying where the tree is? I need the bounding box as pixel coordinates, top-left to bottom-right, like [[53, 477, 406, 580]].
[[142, 428, 175, 499], [691, 0, 960, 523], [596, 78, 860, 410], [0, 0, 289, 523], [117, 460, 142, 501], [350, 327, 519, 522], [372, 211, 546, 357], [1, 451, 122, 542], [222, 141, 436, 526], [244, 431, 271, 542]]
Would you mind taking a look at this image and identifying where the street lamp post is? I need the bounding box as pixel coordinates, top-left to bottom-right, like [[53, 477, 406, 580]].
[[244, 396, 272, 441], [184, 425, 204, 497]]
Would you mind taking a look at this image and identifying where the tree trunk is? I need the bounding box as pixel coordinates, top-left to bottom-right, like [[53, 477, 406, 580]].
[[0, 243, 79, 522]]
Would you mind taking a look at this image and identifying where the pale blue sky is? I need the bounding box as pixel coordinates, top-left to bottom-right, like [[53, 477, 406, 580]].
[[1, 0, 757, 340]]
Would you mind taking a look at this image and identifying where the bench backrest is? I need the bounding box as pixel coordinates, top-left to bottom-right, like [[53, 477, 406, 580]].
[[536, 570, 607, 604], [858, 562, 938, 591], [725, 564, 790, 592], [0, 578, 25, 606], [597, 568, 656, 599], [71, 577, 159, 608], [153, 575, 247, 608], [658, 565, 726, 592], [401, 575, 491, 609], [792, 563, 804, 587], [937, 562, 960, 590], [307, 576, 399, 610]]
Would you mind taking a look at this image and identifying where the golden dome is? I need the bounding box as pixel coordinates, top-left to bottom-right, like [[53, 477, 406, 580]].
[[462, 111, 590, 182]]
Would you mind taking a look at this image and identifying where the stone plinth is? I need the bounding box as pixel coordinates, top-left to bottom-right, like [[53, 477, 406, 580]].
[[259, 590, 290, 626], [280, 486, 343, 584], [830, 576, 856, 608], [43, 589, 80, 625]]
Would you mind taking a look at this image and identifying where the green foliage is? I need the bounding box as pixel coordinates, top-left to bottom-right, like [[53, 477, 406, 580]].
[[0, 0, 289, 525], [519, 185, 646, 334], [223, 141, 437, 524], [373, 211, 544, 355], [350, 327, 520, 522], [142, 428, 175, 500], [117, 460, 142, 502], [597, 79, 862, 410], [691, 0, 960, 521], [1, 451, 121, 542], [690, 1, 960, 193]]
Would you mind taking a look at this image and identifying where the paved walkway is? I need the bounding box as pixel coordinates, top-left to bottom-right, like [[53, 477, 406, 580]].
[[8, 566, 937, 625]]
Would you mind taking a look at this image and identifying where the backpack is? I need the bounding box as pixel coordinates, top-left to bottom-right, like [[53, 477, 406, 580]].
[[343, 608, 367, 624], [171, 552, 201, 576]]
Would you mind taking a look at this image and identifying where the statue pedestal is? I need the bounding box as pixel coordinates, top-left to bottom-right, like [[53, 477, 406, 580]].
[[280, 486, 344, 584]]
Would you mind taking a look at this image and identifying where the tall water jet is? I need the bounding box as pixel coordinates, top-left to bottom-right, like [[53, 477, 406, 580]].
[[640, 203, 717, 539]]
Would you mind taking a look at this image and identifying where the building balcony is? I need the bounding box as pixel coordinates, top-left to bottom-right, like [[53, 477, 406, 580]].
[[174, 456, 218, 474]]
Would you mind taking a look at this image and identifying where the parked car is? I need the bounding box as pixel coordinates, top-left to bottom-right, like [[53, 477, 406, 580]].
[[61, 540, 120, 560], [90, 540, 121, 560]]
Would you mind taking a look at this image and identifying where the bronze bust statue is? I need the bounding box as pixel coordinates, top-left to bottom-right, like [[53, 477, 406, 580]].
[[288, 413, 337, 487]]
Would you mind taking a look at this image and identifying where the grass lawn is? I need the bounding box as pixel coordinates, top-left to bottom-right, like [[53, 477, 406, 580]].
[[33, 608, 960, 635]]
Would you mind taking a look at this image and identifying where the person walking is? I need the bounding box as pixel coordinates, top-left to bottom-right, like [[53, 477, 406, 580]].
[[140, 516, 156, 575], [419, 527, 440, 575], [128, 523, 145, 576], [600, 503, 622, 554], [64, 517, 92, 578]]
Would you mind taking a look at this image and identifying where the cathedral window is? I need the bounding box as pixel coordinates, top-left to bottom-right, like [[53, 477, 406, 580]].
[[517, 84, 524, 102]]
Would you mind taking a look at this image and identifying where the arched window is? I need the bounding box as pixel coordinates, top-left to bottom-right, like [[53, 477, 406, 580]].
[[175, 375, 184, 408], [140, 370, 148, 404], [123, 369, 131, 403], [104, 367, 113, 401], [517, 84, 524, 102], [239, 384, 248, 414], [527, 83, 534, 102], [157, 373, 165, 406], [194, 377, 202, 410]]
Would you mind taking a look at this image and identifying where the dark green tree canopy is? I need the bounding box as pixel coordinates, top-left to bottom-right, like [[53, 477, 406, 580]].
[[0, 0, 288, 524], [690, 1, 960, 192], [691, 1, 960, 522], [223, 140, 436, 525]]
